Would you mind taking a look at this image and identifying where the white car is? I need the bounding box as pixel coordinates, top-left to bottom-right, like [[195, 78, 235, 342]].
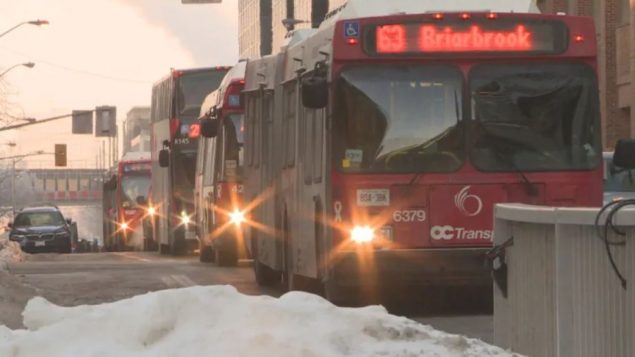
[[603, 151, 635, 204]]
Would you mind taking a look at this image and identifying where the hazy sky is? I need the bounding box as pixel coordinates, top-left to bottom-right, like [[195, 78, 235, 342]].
[[0, 0, 238, 168]]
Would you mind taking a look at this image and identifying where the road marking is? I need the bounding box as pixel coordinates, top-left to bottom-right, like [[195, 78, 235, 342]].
[[113, 252, 152, 263], [160, 274, 197, 288]]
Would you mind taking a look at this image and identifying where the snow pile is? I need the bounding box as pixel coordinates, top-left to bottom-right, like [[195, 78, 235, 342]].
[[0, 236, 26, 266], [0, 286, 521, 357]]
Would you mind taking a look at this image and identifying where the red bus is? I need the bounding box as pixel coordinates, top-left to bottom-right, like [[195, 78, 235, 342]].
[[150, 67, 229, 255], [196, 62, 248, 266], [243, 2, 602, 303], [103, 152, 152, 251]]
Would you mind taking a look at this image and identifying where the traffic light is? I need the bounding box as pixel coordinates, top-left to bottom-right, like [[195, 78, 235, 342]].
[[95, 106, 117, 137], [71, 110, 93, 134], [55, 144, 67, 167]]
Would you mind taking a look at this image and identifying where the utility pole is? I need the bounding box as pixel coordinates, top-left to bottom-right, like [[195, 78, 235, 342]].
[[11, 158, 16, 215]]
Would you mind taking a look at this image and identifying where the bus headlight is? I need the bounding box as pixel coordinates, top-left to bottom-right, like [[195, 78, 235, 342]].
[[147, 206, 156, 216], [180, 212, 191, 226], [351, 226, 374, 244], [229, 209, 245, 225], [120, 222, 129, 231]]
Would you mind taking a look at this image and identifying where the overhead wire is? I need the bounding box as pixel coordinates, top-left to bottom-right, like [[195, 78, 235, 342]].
[[0, 46, 153, 84]]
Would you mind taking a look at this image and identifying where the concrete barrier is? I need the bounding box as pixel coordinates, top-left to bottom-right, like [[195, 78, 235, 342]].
[[493, 204, 635, 357]]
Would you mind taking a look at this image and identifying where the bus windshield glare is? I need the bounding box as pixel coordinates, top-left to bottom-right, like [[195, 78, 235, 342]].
[[334, 65, 464, 173], [121, 175, 151, 208], [334, 63, 601, 174], [471, 63, 601, 171], [178, 71, 228, 116]]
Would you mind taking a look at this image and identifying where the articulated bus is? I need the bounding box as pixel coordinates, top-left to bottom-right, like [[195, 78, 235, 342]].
[[243, 0, 602, 303], [195, 62, 248, 266], [103, 152, 152, 251], [150, 67, 229, 255]]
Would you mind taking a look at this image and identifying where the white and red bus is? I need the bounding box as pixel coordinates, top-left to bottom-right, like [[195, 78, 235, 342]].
[[150, 67, 229, 255], [195, 62, 248, 266], [103, 152, 151, 251], [243, 0, 603, 303]]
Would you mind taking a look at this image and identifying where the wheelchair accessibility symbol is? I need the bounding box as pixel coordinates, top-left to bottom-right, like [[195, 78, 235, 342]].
[[344, 21, 360, 38]]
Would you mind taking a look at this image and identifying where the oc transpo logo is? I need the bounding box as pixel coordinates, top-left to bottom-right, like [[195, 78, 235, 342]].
[[454, 186, 483, 217]]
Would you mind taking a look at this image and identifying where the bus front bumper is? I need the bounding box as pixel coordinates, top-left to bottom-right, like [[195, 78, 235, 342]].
[[329, 248, 491, 288]]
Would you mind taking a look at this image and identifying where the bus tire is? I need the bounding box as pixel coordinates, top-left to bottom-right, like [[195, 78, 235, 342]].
[[252, 235, 281, 286], [324, 280, 362, 307], [216, 247, 238, 267], [159, 244, 169, 255], [199, 244, 215, 263]]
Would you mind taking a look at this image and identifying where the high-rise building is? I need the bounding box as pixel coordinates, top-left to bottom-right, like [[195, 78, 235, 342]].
[[238, 0, 273, 59], [240, 0, 342, 59], [538, 0, 632, 149], [123, 107, 151, 154]]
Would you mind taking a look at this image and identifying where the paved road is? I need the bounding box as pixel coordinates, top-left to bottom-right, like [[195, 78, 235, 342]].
[[3, 252, 492, 343]]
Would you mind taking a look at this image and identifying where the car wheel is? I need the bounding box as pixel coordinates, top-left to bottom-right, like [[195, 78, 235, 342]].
[[199, 243, 215, 263]]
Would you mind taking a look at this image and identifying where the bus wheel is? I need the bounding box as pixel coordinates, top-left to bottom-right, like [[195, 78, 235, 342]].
[[216, 247, 238, 267], [324, 280, 363, 307], [159, 244, 169, 255], [199, 243, 215, 263], [252, 235, 280, 286]]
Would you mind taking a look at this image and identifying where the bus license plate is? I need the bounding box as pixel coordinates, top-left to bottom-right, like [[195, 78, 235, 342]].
[[357, 189, 390, 207], [185, 231, 196, 240], [35, 241, 46, 247]]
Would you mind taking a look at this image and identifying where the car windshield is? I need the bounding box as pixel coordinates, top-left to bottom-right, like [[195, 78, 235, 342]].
[[470, 63, 601, 171], [333, 65, 464, 173], [604, 156, 635, 192], [14, 211, 65, 227], [121, 175, 151, 208], [178, 71, 227, 116]]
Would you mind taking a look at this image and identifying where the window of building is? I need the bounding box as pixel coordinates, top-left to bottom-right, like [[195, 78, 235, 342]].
[[619, 0, 631, 24]]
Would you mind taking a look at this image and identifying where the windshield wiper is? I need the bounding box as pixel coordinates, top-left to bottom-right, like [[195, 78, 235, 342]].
[[407, 89, 463, 188], [482, 131, 539, 197]]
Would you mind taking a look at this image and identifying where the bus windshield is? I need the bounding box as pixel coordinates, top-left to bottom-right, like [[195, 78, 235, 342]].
[[121, 175, 151, 208], [470, 63, 601, 171], [226, 114, 244, 172], [334, 65, 464, 173], [178, 71, 227, 116]]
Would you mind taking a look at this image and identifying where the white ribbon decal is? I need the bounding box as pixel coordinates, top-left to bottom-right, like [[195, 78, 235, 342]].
[[334, 201, 343, 223]]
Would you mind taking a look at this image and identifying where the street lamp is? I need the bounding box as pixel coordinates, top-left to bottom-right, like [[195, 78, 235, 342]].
[[0, 62, 35, 77], [0, 19, 49, 39]]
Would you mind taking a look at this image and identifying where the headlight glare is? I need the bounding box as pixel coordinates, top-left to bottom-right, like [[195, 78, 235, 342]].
[[351, 226, 374, 244], [229, 209, 245, 225]]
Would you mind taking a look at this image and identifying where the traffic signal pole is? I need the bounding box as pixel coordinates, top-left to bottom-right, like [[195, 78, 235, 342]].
[[0, 113, 72, 132]]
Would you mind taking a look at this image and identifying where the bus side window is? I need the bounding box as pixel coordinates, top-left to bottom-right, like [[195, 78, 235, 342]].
[[313, 108, 324, 183], [214, 126, 225, 182], [254, 94, 262, 169], [245, 95, 254, 167], [284, 83, 297, 168], [304, 109, 314, 185]]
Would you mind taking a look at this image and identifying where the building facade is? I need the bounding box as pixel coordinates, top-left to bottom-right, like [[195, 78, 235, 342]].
[[539, 0, 632, 149], [123, 107, 151, 155], [240, 0, 343, 59], [238, 0, 273, 59]]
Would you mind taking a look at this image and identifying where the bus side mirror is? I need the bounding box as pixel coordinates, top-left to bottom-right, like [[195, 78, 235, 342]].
[[136, 196, 147, 205], [7, 222, 12, 228], [302, 76, 328, 110], [613, 139, 635, 169], [159, 149, 170, 168], [200, 119, 219, 138], [66, 218, 72, 225]]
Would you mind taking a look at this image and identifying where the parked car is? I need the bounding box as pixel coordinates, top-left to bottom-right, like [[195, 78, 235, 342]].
[[603, 151, 635, 204], [8, 205, 73, 253]]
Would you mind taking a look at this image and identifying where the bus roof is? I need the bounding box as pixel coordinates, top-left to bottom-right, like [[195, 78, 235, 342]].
[[152, 66, 232, 88], [323, 0, 540, 27], [121, 151, 151, 162]]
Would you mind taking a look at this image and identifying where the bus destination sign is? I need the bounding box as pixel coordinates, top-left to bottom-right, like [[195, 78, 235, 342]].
[[368, 20, 567, 55]]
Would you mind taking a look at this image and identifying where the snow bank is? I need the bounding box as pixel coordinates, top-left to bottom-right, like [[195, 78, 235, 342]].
[[0, 236, 27, 267], [0, 286, 521, 357]]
